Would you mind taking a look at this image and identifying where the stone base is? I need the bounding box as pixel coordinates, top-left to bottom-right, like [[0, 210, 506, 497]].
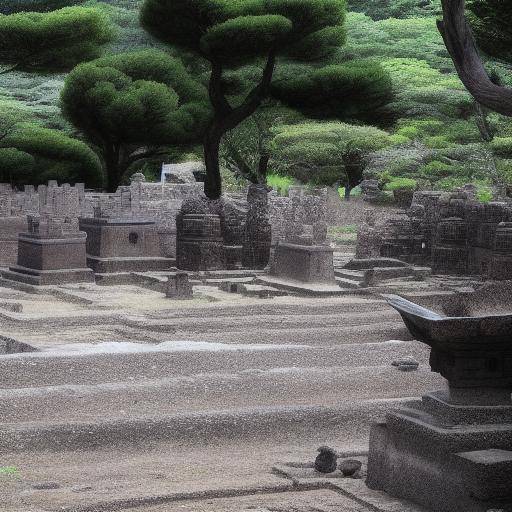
[[224, 245, 243, 270], [366, 392, 512, 512], [2, 265, 94, 286], [271, 242, 335, 284], [176, 239, 226, 271], [86, 256, 174, 274]]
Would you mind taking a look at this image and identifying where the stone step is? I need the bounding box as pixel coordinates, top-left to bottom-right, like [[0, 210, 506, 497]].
[[0, 364, 440, 426], [334, 269, 365, 282], [0, 339, 426, 389], [0, 397, 429, 454], [122, 309, 399, 332], [335, 277, 362, 289], [11, 319, 412, 350]]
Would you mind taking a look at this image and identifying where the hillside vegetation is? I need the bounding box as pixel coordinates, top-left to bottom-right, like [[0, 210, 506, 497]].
[[0, 0, 511, 197]]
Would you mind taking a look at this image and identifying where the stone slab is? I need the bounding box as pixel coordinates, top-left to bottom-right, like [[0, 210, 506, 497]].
[[86, 256, 174, 274], [256, 275, 358, 297], [2, 266, 94, 286]]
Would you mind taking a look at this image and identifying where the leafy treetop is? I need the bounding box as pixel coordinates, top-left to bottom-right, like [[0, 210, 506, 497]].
[[0, 6, 114, 70], [141, 0, 346, 65]]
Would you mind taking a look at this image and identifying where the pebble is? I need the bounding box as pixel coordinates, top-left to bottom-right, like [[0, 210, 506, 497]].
[[392, 356, 419, 372], [339, 459, 362, 477], [314, 446, 338, 473]]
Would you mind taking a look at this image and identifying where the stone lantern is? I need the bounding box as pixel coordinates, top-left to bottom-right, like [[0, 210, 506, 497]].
[[366, 292, 512, 512]]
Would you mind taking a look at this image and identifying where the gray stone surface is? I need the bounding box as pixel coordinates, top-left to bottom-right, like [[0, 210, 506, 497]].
[[166, 272, 193, 299], [271, 243, 336, 284], [367, 294, 512, 512], [79, 217, 174, 273], [3, 214, 94, 286]]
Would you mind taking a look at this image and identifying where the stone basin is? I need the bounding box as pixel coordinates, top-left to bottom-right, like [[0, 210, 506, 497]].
[[384, 292, 512, 405], [384, 293, 512, 347]]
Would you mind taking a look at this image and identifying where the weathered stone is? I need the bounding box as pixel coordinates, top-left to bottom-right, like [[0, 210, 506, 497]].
[[339, 459, 362, 477], [314, 446, 338, 474], [392, 356, 419, 372], [176, 212, 225, 271], [242, 184, 271, 270], [166, 272, 193, 299], [79, 217, 174, 273], [2, 214, 94, 286], [271, 242, 335, 284], [367, 294, 512, 512]]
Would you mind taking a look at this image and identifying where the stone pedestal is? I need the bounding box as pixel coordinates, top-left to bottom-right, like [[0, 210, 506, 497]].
[[271, 242, 335, 283], [3, 232, 94, 286], [366, 294, 512, 512], [176, 213, 225, 271], [79, 217, 174, 273]]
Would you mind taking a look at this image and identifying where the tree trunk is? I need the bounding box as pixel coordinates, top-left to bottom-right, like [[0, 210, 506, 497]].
[[204, 54, 276, 199], [344, 184, 352, 201], [105, 144, 121, 193], [203, 123, 224, 200], [438, 0, 512, 116]]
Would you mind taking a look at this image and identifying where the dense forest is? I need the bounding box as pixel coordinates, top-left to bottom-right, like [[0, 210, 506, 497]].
[[0, 0, 511, 202]]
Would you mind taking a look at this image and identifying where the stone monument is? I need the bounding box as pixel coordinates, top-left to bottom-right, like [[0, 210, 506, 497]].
[[2, 214, 94, 285], [366, 292, 512, 512], [166, 271, 193, 299], [242, 184, 271, 270], [271, 220, 336, 284], [176, 198, 226, 271], [79, 209, 174, 273]]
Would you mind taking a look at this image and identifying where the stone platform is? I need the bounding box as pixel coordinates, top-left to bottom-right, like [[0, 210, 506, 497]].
[[79, 217, 174, 273], [2, 232, 94, 286]]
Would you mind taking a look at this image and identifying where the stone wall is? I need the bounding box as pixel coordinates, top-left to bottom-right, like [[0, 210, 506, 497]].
[[357, 189, 512, 278]]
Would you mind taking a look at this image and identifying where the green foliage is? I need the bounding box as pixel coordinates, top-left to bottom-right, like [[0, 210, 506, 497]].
[[0, 7, 114, 70], [347, 0, 440, 20], [62, 49, 208, 146], [476, 185, 494, 203], [0, 148, 35, 184], [267, 173, 294, 195], [221, 103, 303, 184], [201, 15, 293, 64], [383, 177, 417, 191], [0, 0, 81, 14], [271, 121, 394, 186], [336, 13, 452, 70], [467, 0, 512, 63], [379, 58, 471, 120], [491, 137, 512, 158], [2, 124, 103, 187], [141, 0, 346, 64], [61, 49, 209, 190], [271, 60, 393, 124]]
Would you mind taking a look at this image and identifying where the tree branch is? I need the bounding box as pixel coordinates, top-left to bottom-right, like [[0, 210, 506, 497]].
[[209, 60, 232, 117], [223, 137, 256, 182], [224, 52, 277, 132], [437, 0, 512, 116]]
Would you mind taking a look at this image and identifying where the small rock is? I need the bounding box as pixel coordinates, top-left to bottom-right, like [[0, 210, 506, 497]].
[[339, 459, 362, 477], [392, 356, 419, 372], [32, 482, 60, 490], [314, 446, 338, 473]]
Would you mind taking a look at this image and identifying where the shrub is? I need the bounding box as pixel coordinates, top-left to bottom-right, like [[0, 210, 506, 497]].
[[383, 177, 418, 191], [0, 7, 114, 69], [267, 173, 294, 196], [3, 124, 103, 187]]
